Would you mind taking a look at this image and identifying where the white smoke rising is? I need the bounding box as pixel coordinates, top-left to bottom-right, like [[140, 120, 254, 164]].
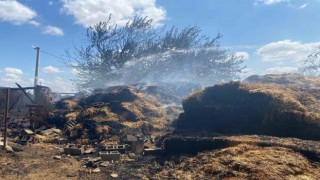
[[92, 47, 244, 88]]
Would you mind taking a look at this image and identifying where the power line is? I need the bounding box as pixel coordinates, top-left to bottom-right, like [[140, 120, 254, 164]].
[[41, 50, 67, 62]]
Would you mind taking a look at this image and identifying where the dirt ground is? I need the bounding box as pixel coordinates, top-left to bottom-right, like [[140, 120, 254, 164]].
[[0, 143, 82, 180], [1, 135, 320, 180], [0, 142, 164, 180]]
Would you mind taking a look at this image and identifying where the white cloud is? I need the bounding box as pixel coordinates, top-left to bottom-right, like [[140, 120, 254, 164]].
[[1, 76, 21, 84], [1, 67, 24, 85], [29, 20, 41, 26], [0, 0, 37, 24], [43, 66, 61, 73], [0, 68, 75, 92], [4, 67, 23, 75], [5, 73, 20, 79], [48, 1, 54, 6], [257, 40, 320, 62], [254, 0, 289, 5], [235, 51, 250, 60], [264, 66, 298, 74], [298, 3, 308, 9], [43, 25, 64, 36], [61, 0, 166, 27], [40, 76, 75, 92], [254, 0, 310, 9], [225, 45, 258, 50]]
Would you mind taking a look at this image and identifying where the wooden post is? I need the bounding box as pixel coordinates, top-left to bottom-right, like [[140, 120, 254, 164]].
[[3, 88, 10, 150], [15, 83, 36, 104]]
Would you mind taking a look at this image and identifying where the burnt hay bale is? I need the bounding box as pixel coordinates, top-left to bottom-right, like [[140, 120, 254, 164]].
[[52, 85, 169, 144], [85, 86, 138, 104], [175, 82, 320, 140]]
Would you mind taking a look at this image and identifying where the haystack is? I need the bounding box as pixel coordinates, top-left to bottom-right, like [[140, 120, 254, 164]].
[[175, 82, 320, 140], [51, 86, 169, 144]]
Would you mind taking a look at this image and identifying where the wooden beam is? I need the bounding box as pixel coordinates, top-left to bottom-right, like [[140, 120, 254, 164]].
[[15, 83, 36, 104], [0, 87, 34, 90]]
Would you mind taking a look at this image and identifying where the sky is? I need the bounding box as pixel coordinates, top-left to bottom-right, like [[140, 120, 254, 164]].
[[1, 0, 320, 92]]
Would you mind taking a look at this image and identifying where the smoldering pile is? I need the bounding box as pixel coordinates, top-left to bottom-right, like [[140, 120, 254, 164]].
[[174, 81, 320, 140], [48, 82, 198, 146]]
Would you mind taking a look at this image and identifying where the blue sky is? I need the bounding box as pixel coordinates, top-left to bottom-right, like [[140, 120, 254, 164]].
[[1, 0, 320, 92]]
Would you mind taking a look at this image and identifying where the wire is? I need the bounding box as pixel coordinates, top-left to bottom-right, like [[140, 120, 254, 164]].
[[41, 50, 67, 62]]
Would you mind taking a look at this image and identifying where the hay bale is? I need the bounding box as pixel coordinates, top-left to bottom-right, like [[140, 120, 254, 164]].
[[176, 82, 320, 140]]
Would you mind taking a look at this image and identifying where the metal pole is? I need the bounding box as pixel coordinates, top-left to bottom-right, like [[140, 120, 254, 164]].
[[34, 47, 40, 87], [3, 88, 10, 150]]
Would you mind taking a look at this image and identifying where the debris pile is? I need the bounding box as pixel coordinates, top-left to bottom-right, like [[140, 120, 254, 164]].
[[175, 81, 320, 140], [13, 127, 64, 144], [50, 86, 171, 145]]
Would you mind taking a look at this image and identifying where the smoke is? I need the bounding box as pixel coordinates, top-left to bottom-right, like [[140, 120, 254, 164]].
[[91, 47, 244, 88]]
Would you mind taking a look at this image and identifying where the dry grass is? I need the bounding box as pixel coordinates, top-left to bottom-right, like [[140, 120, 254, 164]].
[[64, 100, 80, 110], [157, 144, 320, 180], [79, 107, 118, 122], [33, 134, 55, 143], [65, 111, 80, 121], [241, 83, 320, 114], [91, 107, 119, 122], [80, 107, 98, 117], [56, 99, 81, 110], [1, 136, 319, 179], [121, 102, 146, 120], [0, 143, 82, 180], [203, 145, 320, 179], [244, 73, 320, 90], [122, 121, 150, 129], [217, 135, 320, 160]]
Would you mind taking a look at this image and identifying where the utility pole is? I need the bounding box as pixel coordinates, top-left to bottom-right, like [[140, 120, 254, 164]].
[[33, 46, 40, 87], [3, 88, 10, 150]]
